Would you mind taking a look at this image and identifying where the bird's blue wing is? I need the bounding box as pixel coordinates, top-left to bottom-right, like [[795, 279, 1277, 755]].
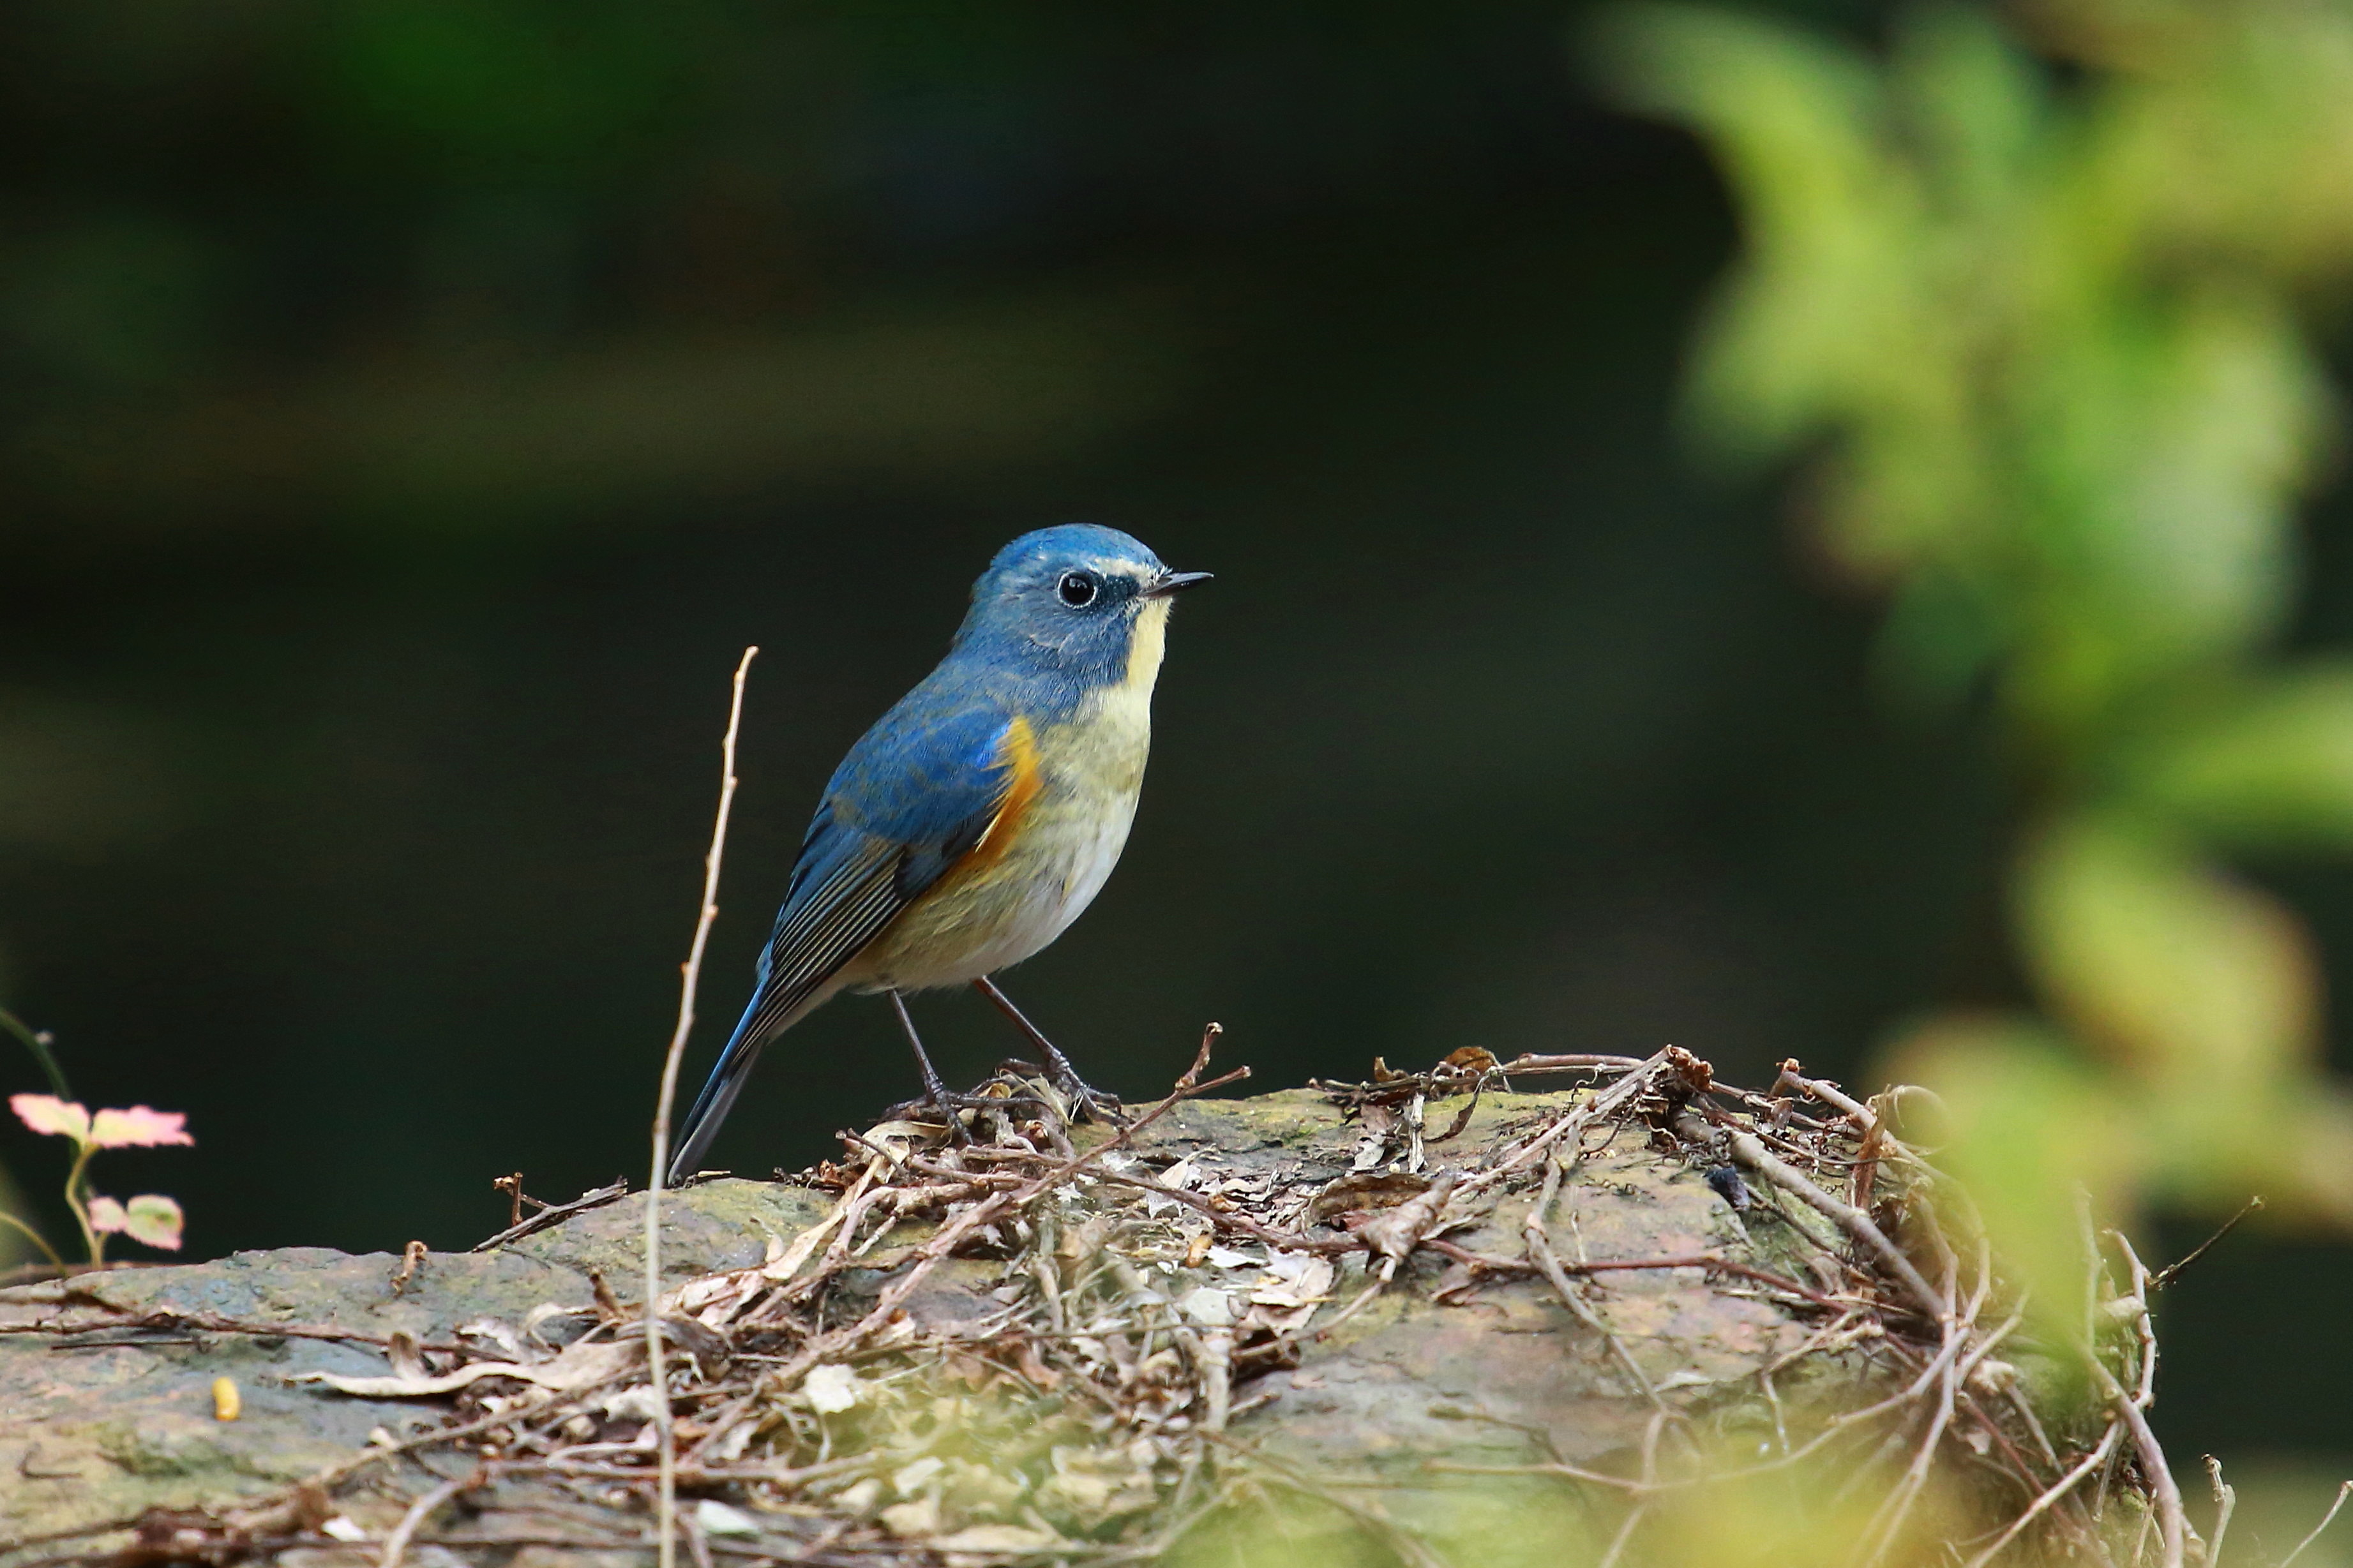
[[667, 694, 1026, 1180]]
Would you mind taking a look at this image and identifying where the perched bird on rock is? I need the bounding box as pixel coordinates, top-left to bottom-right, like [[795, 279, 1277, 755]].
[[668, 525, 1210, 1183]]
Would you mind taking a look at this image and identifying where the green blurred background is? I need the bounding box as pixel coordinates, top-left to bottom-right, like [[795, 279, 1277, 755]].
[[2, 0, 2349, 1499]]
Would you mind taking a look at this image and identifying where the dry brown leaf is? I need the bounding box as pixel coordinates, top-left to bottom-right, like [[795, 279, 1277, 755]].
[[1307, 1169, 1431, 1224], [1349, 1101, 1400, 1172], [294, 1336, 635, 1398], [1356, 1172, 1459, 1264]]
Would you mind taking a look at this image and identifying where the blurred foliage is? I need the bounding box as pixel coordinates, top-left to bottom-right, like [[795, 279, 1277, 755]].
[[1607, 0, 2353, 1329], [1161, 1433, 2098, 1568]]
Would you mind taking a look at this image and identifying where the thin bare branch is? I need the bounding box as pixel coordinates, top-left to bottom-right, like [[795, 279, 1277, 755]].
[[2204, 1456, 2236, 1568], [2091, 1357, 2185, 1568], [2151, 1198, 2263, 1291], [2280, 1479, 2353, 1568], [473, 1179, 630, 1252], [382, 1471, 477, 1568], [1962, 1421, 2125, 1568], [645, 645, 757, 1568], [1681, 1107, 1945, 1322]]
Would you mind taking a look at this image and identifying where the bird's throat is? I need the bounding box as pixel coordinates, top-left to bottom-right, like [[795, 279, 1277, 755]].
[[1120, 597, 1171, 705]]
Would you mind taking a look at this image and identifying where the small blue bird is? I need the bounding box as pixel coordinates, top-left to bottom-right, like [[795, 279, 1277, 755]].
[[668, 525, 1210, 1182]]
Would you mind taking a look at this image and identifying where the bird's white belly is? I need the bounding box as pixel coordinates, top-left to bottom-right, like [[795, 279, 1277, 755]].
[[856, 786, 1139, 991], [971, 789, 1137, 972]]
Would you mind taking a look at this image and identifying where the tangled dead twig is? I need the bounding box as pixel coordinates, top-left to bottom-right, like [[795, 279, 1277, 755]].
[[2, 1045, 2195, 1568], [468, 1179, 629, 1253]]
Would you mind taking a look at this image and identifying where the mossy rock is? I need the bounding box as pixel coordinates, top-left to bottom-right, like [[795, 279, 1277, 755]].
[[0, 1077, 2105, 1566]]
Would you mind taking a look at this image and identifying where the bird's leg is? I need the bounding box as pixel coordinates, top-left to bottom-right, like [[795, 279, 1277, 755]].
[[887, 989, 975, 1145], [971, 976, 1126, 1126]]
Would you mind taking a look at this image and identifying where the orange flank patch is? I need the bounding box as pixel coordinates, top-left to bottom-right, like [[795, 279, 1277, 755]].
[[961, 714, 1044, 871]]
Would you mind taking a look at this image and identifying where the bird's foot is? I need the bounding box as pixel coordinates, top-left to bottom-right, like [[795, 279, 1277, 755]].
[[968, 979, 1127, 1130], [891, 1082, 1056, 1147], [1058, 1071, 1127, 1129], [996, 1056, 1126, 1130]]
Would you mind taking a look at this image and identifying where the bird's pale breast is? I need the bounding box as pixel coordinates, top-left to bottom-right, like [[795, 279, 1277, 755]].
[[852, 598, 1170, 991]]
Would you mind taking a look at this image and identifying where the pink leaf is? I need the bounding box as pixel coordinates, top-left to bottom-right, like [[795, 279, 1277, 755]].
[[89, 1106, 194, 1149], [9, 1094, 91, 1144], [122, 1195, 184, 1251], [86, 1195, 129, 1234]]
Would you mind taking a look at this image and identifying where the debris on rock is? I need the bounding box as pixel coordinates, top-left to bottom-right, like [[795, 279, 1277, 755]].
[[1, 1045, 2170, 1566]]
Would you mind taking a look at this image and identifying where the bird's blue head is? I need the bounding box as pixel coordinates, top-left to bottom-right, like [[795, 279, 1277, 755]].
[[951, 525, 1211, 691]]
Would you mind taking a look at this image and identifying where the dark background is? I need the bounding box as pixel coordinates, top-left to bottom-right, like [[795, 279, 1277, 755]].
[[0, 0, 2343, 1468]]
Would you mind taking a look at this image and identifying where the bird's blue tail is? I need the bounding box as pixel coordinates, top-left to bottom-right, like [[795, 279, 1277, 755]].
[[665, 990, 767, 1185]]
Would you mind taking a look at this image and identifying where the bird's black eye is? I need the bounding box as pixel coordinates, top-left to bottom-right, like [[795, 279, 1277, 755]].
[[1056, 571, 1099, 608]]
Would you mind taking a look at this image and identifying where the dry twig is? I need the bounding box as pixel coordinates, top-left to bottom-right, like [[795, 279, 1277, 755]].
[[2280, 1479, 2353, 1568], [645, 644, 757, 1568], [380, 1471, 478, 1568], [470, 1179, 630, 1253]]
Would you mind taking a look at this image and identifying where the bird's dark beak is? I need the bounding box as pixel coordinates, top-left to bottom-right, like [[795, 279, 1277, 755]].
[[1144, 569, 1214, 598]]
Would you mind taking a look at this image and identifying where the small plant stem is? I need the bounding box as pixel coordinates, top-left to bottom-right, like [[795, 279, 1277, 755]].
[[0, 1004, 70, 1098], [0, 1209, 63, 1268], [63, 1140, 101, 1265], [383, 1471, 475, 1568], [2206, 1456, 2236, 1568], [2091, 1357, 2185, 1568], [2280, 1479, 2353, 1568], [645, 645, 756, 1568]]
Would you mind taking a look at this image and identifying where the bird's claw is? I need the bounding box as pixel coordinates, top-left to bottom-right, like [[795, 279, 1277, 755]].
[[1058, 1073, 1128, 1128], [993, 1056, 1124, 1128], [892, 1082, 1060, 1147]]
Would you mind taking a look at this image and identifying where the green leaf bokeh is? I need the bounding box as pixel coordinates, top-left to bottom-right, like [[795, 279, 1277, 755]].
[[1608, 0, 2353, 1322]]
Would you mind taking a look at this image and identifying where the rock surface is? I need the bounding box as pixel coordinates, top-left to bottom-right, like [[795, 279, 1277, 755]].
[[0, 1080, 1879, 1563], [3, 1179, 832, 1540]]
